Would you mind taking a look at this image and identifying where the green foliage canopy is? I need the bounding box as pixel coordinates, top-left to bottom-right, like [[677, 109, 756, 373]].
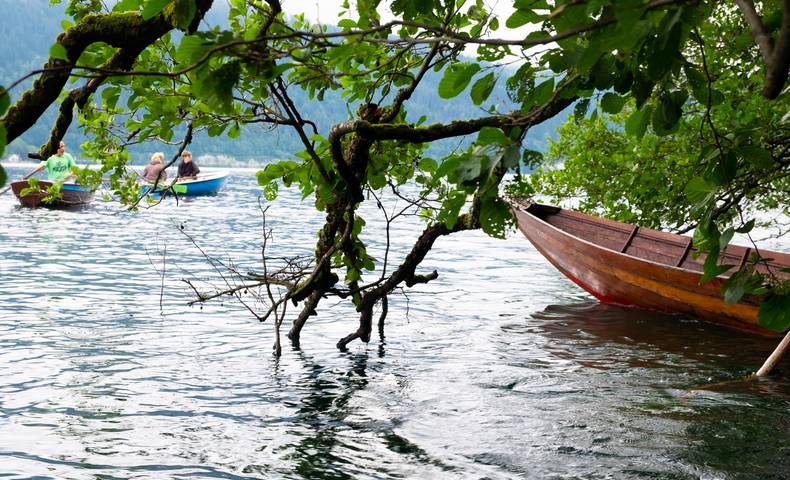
[[507, 3, 790, 330]]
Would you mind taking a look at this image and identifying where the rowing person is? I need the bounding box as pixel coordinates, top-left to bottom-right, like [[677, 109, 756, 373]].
[[176, 150, 200, 180], [29, 140, 76, 181]]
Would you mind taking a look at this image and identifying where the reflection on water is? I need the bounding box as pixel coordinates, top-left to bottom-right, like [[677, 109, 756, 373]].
[[1, 165, 790, 479]]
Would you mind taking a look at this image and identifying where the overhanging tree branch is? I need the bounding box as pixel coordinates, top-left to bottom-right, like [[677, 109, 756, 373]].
[[734, 0, 790, 98], [3, 1, 214, 145]]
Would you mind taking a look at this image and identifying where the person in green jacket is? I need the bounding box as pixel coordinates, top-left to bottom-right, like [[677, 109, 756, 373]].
[[30, 140, 76, 181]]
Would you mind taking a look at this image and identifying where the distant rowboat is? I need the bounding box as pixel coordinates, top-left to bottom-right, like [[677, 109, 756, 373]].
[[513, 202, 790, 336], [11, 179, 93, 208], [142, 171, 229, 196]]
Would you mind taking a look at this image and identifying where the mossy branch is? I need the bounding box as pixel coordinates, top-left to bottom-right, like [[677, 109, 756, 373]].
[[4, 1, 214, 147]]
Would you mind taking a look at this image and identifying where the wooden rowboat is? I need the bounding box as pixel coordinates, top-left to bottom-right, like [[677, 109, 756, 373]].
[[513, 202, 790, 336], [11, 179, 93, 208]]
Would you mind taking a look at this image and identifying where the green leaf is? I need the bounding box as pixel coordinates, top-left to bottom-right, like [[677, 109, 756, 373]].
[[438, 63, 481, 99], [454, 153, 483, 184], [723, 267, 749, 304], [574, 98, 590, 122], [263, 182, 279, 201], [684, 63, 707, 102], [0, 86, 9, 117], [257, 161, 298, 185], [49, 43, 68, 60], [502, 144, 521, 169], [207, 123, 227, 137], [434, 156, 460, 181], [337, 19, 357, 28], [700, 257, 732, 284], [228, 122, 241, 139], [736, 145, 774, 169], [684, 63, 724, 106], [684, 176, 716, 204], [0, 122, 6, 160], [174, 0, 197, 30], [600, 92, 626, 114], [718, 227, 734, 251], [489, 17, 499, 31], [735, 219, 755, 234], [758, 293, 790, 332], [631, 72, 655, 109], [477, 127, 508, 146], [591, 54, 615, 89], [470, 72, 496, 105], [506, 9, 543, 28], [113, 0, 143, 11], [652, 92, 684, 135], [142, 0, 170, 20], [175, 35, 210, 64], [522, 149, 543, 168], [264, 62, 294, 82], [722, 150, 739, 183], [437, 190, 467, 229], [480, 197, 513, 238], [194, 61, 240, 113], [693, 217, 719, 253], [369, 170, 386, 189], [625, 105, 652, 139], [576, 42, 603, 74], [509, 127, 523, 141], [101, 86, 121, 110], [345, 267, 361, 284], [710, 150, 738, 185], [522, 78, 554, 112], [418, 157, 438, 173], [0, 164, 6, 189]]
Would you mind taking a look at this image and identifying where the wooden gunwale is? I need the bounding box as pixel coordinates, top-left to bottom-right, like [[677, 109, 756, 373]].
[[520, 209, 693, 273]]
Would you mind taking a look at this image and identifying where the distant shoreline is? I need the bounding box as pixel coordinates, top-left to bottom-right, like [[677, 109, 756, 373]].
[[1, 153, 274, 170], [1, 160, 266, 173]]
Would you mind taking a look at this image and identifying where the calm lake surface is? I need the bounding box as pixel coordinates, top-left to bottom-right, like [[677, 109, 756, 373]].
[[1, 164, 790, 479]]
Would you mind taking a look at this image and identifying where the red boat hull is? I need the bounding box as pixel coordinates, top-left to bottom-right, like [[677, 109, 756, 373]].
[[514, 203, 790, 336]]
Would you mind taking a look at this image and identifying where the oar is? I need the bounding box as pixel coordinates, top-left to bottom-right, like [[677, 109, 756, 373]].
[[687, 329, 790, 392], [0, 153, 43, 195], [755, 329, 790, 376]]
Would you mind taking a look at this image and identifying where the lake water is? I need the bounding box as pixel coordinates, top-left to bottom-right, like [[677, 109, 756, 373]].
[[1, 164, 790, 479]]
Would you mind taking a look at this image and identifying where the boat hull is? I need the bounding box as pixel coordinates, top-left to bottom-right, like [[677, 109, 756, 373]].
[[143, 172, 228, 196], [514, 203, 790, 336], [11, 180, 93, 209]]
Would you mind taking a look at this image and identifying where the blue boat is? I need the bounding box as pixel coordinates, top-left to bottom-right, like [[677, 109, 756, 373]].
[[142, 171, 229, 196]]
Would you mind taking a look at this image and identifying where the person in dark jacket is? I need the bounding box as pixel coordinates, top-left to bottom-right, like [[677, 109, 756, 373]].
[[177, 150, 200, 179]]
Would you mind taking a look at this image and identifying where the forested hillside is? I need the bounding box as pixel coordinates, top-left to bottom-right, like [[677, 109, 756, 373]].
[[0, 0, 564, 165]]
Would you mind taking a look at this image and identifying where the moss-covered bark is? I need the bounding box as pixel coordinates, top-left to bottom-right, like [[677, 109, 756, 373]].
[[4, 1, 214, 154]]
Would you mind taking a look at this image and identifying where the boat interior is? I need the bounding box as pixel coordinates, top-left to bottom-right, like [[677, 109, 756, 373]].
[[524, 203, 790, 279]]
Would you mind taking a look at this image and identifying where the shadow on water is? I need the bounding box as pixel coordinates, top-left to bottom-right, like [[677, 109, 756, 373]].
[[526, 302, 790, 378], [270, 350, 456, 480], [499, 301, 790, 479]]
